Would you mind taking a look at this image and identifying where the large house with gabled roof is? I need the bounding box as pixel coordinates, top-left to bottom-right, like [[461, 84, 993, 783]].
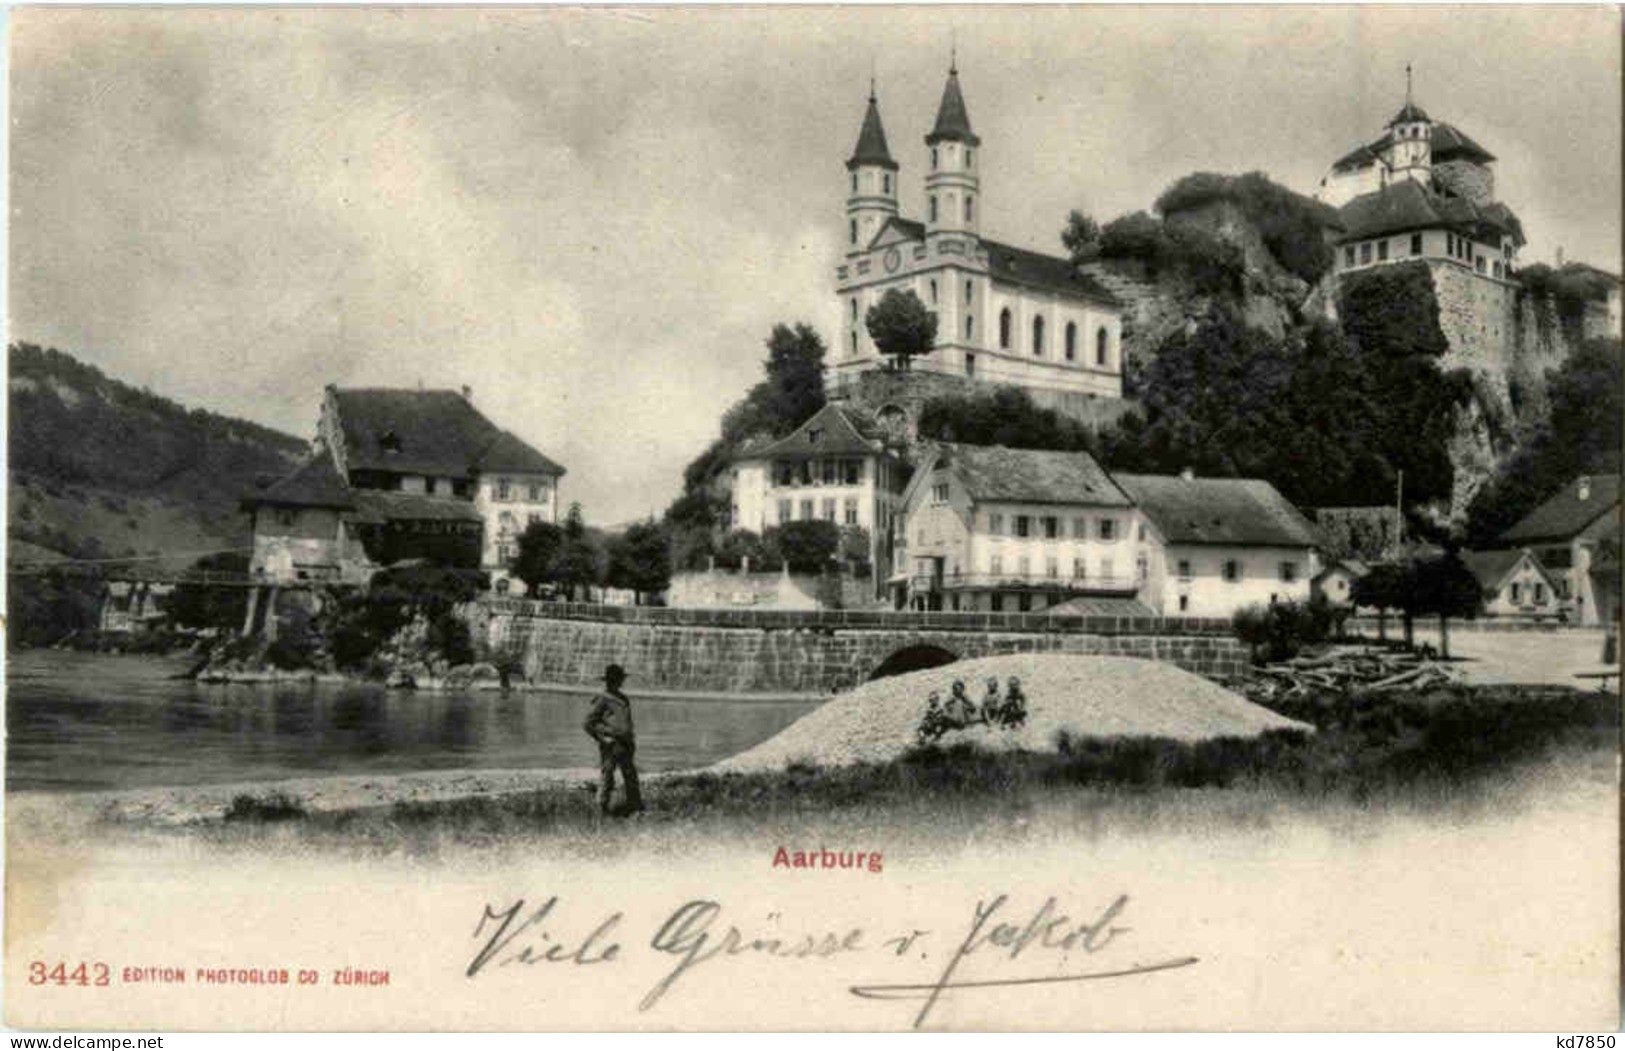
[[829, 64, 1125, 419], [1493, 473, 1620, 626], [728, 402, 907, 592], [245, 384, 566, 592]]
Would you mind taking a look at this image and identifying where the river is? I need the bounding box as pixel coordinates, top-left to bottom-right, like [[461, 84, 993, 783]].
[[5, 650, 821, 793]]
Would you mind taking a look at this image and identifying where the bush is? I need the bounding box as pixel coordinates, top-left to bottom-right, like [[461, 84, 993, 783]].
[[428, 612, 474, 667], [1154, 170, 1339, 284], [1233, 599, 1327, 664], [223, 791, 307, 823]]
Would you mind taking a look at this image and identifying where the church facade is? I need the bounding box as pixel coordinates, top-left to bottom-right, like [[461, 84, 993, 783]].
[[827, 66, 1125, 419]]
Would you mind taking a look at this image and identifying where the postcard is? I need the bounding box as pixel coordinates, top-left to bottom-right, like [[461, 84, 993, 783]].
[[5, 4, 1620, 1033]]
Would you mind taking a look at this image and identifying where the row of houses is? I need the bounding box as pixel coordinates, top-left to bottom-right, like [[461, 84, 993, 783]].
[[726, 403, 1323, 619]]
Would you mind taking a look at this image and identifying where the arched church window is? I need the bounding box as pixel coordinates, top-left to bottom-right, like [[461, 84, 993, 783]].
[[964, 280, 973, 303], [851, 172, 857, 193], [850, 332, 858, 356], [931, 147, 939, 170], [883, 173, 891, 194], [1096, 327, 1109, 367], [999, 308, 1012, 349], [850, 297, 858, 321], [965, 196, 974, 223], [1065, 322, 1077, 360], [1032, 315, 1045, 355], [850, 219, 857, 245], [965, 315, 974, 340], [929, 196, 938, 223], [967, 148, 974, 168], [929, 279, 938, 304]]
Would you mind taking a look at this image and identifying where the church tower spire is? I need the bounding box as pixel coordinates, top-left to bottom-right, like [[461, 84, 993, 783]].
[[924, 58, 980, 237], [845, 83, 899, 256]]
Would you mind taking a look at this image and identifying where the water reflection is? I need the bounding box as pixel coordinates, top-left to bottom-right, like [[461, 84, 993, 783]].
[[6, 651, 818, 793]]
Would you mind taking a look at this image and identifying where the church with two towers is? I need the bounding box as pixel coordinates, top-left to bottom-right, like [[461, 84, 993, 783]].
[[826, 64, 1127, 429]]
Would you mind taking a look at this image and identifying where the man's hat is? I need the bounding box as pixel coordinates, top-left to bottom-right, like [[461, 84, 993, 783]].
[[604, 663, 627, 685]]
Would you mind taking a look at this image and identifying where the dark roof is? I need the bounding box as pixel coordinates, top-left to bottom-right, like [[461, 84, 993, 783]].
[[1336, 179, 1523, 245], [1113, 474, 1319, 547], [936, 443, 1131, 507], [243, 455, 354, 511], [1331, 139, 1384, 172], [1045, 596, 1158, 617], [349, 490, 483, 525], [982, 238, 1118, 305], [473, 429, 567, 475], [1430, 122, 1495, 163], [1386, 101, 1432, 127], [925, 67, 980, 147], [331, 388, 564, 479], [1462, 548, 1527, 591], [847, 93, 898, 172], [1332, 121, 1495, 173], [1500, 474, 1621, 544], [742, 403, 889, 461]]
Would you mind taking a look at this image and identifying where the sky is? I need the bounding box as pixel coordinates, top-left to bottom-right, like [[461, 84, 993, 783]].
[[10, 6, 1621, 525]]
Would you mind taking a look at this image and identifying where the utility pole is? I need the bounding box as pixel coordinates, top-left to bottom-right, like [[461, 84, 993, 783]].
[[1395, 469, 1405, 554]]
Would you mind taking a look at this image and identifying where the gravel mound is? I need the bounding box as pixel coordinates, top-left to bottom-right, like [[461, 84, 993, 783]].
[[712, 653, 1310, 774]]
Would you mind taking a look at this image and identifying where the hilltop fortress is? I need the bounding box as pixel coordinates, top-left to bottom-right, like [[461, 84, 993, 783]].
[[1310, 78, 1619, 514]]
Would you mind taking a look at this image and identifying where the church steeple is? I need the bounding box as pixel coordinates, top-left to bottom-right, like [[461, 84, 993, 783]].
[[923, 59, 980, 237], [925, 60, 981, 148], [844, 84, 899, 256], [847, 84, 898, 172]]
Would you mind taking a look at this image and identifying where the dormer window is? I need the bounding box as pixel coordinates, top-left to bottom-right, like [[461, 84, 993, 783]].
[[378, 429, 402, 454], [808, 428, 823, 445]]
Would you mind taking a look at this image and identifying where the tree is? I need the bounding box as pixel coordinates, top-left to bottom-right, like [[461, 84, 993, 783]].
[[769, 520, 841, 574], [511, 519, 564, 594], [917, 386, 1099, 452], [606, 520, 673, 604], [1411, 553, 1483, 659], [1061, 210, 1101, 263], [663, 323, 828, 526], [865, 289, 938, 371], [1352, 562, 1410, 643], [553, 503, 604, 601], [1466, 337, 1623, 545]]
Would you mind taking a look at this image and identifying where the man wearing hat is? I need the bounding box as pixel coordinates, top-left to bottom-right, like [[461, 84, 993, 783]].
[[583, 663, 643, 816]]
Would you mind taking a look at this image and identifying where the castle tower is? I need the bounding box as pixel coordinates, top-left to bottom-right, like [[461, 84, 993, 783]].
[[923, 60, 981, 237], [1386, 64, 1433, 187], [845, 83, 900, 256]]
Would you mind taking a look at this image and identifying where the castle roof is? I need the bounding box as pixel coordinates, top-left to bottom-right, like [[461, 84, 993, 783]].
[[242, 454, 355, 511], [1336, 179, 1523, 246], [1113, 474, 1319, 548], [1386, 101, 1432, 127], [329, 387, 565, 479], [846, 92, 899, 172], [926, 443, 1132, 507], [1430, 123, 1496, 164], [925, 67, 980, 147], [1331, 122, 1496, 174]]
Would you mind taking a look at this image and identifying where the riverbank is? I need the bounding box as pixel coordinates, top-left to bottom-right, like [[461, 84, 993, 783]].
[[15, 681, 1614, 856]]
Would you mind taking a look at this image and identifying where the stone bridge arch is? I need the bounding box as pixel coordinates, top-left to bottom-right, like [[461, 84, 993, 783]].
[[865, 642, 961, 682]]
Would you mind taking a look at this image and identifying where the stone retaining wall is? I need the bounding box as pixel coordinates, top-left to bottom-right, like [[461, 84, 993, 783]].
[[476, 601, 1249, 694]]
